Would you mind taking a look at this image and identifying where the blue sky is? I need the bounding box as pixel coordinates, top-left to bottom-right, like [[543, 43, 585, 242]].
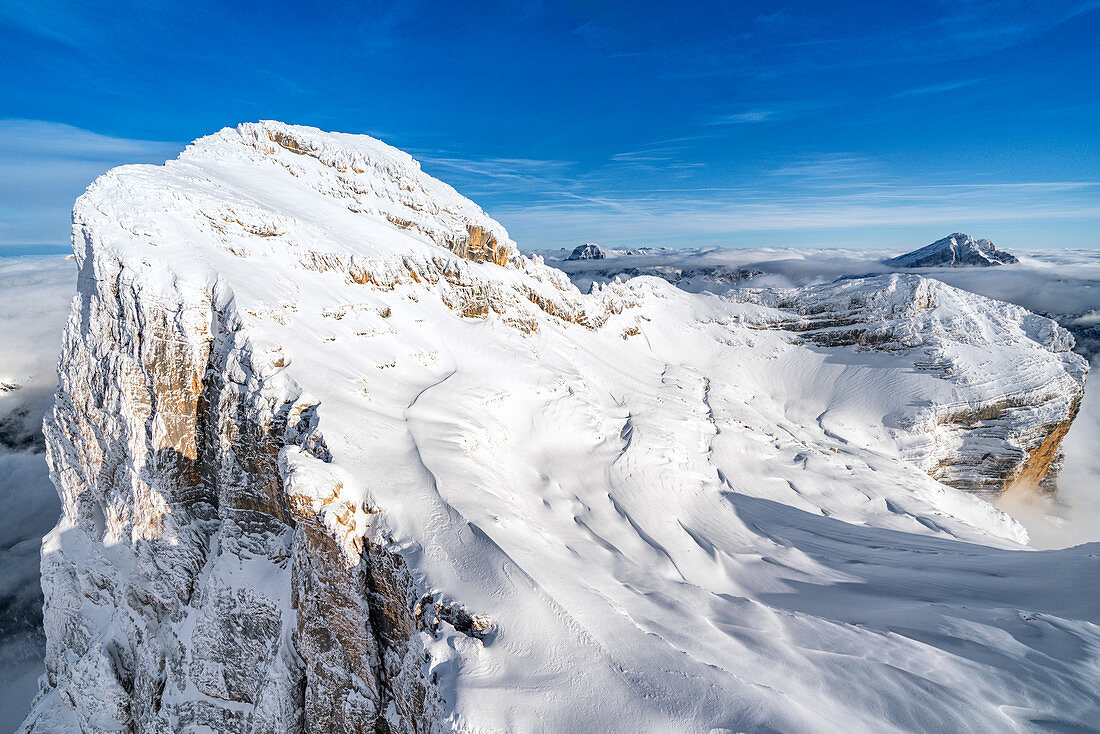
[[1, 0, 1098, 252]]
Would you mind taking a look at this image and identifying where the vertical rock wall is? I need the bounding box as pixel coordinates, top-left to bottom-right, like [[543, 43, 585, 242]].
[[22, 229, 440, 733]]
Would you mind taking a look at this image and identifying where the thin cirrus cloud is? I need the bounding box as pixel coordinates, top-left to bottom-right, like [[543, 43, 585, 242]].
[[890, 78, 988, 99], [607, 148, 705, 175], [645, 1, 1100, 83], [929, 0, 1100, 53], [704, 101, 833, 127], [416, 154, 642, 213], [712, 110, 778, 125], [610, 148, 684, 163], [490, 180, 1100, 249], [0, 119, 182, 249], [408, 147, 1100, 249], [416, 154, 579, 195], [767, 154, 881, 183], [0, 1, 95, 47]]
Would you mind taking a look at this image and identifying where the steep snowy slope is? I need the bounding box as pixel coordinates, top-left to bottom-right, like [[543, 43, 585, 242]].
[[887, 233, 1020, 268], [21, 123, 1098, 733], [540, 243, 1100, 545]]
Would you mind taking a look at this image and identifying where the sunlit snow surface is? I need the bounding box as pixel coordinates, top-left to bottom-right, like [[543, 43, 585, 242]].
[[3, 124, 1100, 731]]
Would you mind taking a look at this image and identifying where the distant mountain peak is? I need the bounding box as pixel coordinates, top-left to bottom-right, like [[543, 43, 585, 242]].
[[566, 242, 606, 260], [888, 233, 1019, 268]]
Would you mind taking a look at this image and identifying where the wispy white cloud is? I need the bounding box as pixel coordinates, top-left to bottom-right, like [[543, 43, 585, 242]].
[[407, 144, 1100, 250], [0, 0, 174, 49], [754, 10, 792, 28], [705, 101, 834, 127], [496, 179, 1100, 249], [605, 147, 705, 177], [768, 154, 881, 182], [415, 153, 642, 213], [610, 148, 683, 163], [890, 78, 987, 99], [711, 110, 777, 125], [607, 1, 1100, 84], [416, 153, 577, 193], [930, 0, 1100, 54], [0, 1, 93, 46]]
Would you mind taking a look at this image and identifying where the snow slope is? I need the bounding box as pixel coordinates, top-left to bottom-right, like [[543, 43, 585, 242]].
[[19, 123, 1100, 733]]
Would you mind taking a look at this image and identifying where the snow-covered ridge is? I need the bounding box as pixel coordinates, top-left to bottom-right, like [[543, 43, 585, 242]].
[[887, 232, 1020, 268], [20, 123, 1097, 733], [193, 121, 520, 266], [733, 274, 1086, 496]]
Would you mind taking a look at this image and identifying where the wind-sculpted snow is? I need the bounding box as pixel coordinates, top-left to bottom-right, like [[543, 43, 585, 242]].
[[20, 123, 1100, 733]]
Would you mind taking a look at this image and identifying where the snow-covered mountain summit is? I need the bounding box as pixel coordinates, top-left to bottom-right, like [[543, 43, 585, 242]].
[[887, 232, 1020, 268], [565, 242, 605, 260], [20, 122, 1097, 733]]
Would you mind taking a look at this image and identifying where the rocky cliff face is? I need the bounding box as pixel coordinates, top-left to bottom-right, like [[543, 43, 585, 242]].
[[565, 243, 605, 260], [33, 238, 388, 732], [20, 123, 1094, 733]]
